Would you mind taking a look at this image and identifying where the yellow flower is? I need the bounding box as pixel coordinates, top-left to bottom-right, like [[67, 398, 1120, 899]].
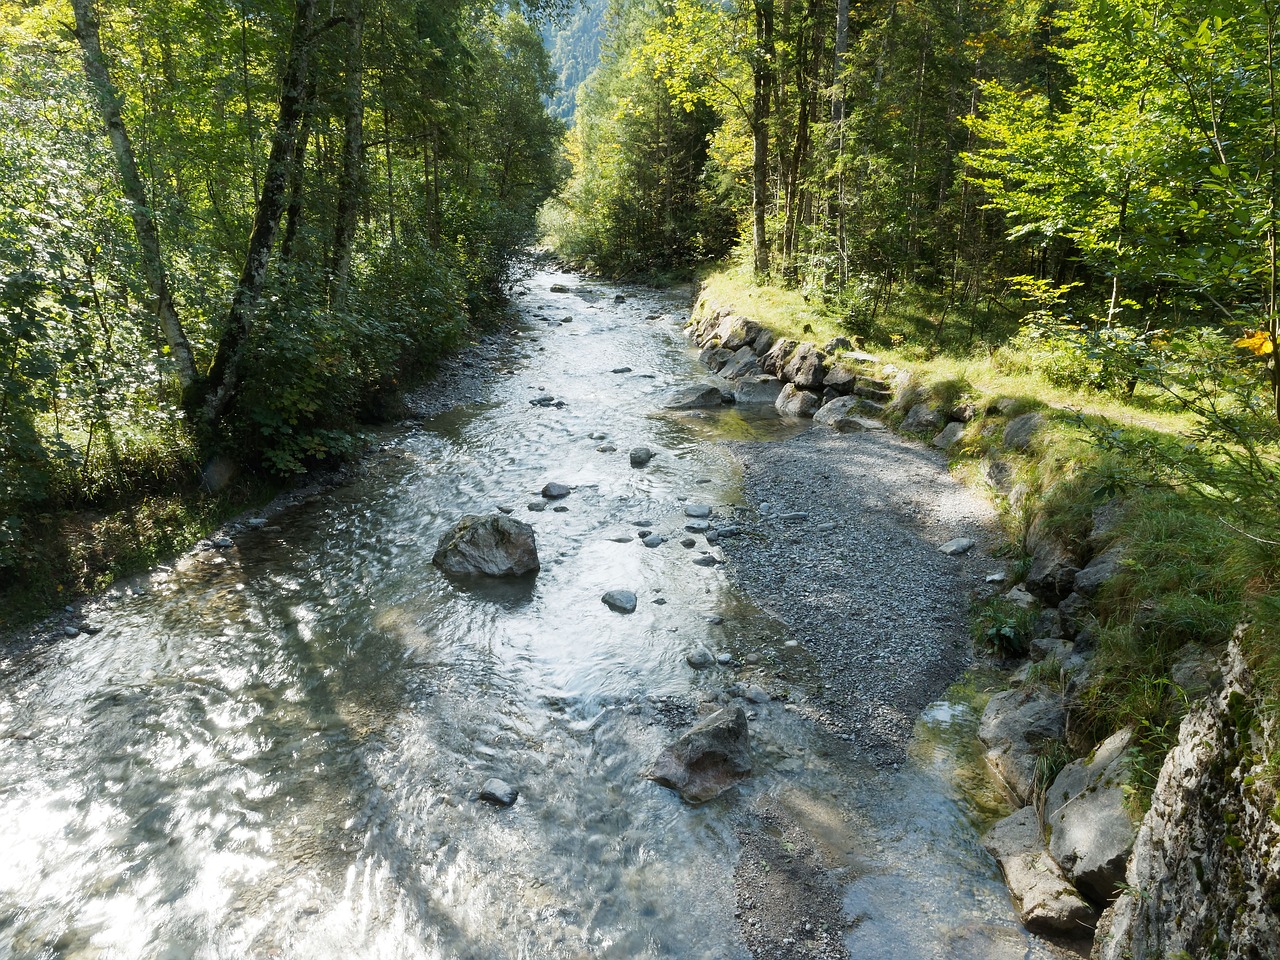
[[1233, 330, 1275, 356]]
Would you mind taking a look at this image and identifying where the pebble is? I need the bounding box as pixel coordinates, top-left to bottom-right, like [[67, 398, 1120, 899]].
[[815, 522, 837, 532], [553, 505, 569, 513], [248, 518, 268, 528], [778, 512, 809, 522], [527, 502, 547, 512], [691, 555, 719, 567], [63, 625, 79, 637], [629, 447, 654, 467], [685, 504, 712, 518], [938, 537, 975, 556], [714, 526, 742, 538], [596, 444, 617, 453], [642, 534, 665, 548], [611, 367, 633, 374], [497, 505, 515, 514], [680, 537, 697, 548], [213, 536, 234, 548], [608, 535, 634, 543], [542, 482, 571, 499], [684, 520, 711, 533], [716, 653, 733, 666]]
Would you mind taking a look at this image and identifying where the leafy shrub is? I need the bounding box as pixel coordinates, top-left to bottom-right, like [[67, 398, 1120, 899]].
[[972, 596, 1037, 657]]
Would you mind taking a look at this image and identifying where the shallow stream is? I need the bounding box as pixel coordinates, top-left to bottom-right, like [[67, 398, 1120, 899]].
[[0, 270, 1066, 959]]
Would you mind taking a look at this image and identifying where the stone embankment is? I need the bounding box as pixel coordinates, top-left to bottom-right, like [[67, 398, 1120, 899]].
[[685, 293, 1280, 959]]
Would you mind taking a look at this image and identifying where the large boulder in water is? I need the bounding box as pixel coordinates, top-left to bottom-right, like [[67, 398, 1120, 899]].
[[432, 514, 540, 577], [648, 706, 753, 803]]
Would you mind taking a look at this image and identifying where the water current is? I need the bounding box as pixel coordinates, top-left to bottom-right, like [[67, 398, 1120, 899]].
[[0, 270, 1069, 959]]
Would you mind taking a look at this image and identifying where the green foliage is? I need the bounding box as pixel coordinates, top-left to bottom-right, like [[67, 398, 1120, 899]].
[[972, 596, 1037, 657], [545, 0, 734, 277]]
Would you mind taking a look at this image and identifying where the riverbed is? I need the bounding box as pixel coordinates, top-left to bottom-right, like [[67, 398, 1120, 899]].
[[0, 269, 1070, 959]]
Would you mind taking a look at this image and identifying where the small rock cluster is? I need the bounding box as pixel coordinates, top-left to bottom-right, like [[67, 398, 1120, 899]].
[[683, 308, 891, 428]]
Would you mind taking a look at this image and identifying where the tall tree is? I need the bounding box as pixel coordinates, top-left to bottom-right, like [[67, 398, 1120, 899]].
[[68, 0, 196, 391]]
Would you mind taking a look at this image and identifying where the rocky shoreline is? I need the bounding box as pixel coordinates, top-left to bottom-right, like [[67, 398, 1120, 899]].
[[683, 293, 1279, 960]]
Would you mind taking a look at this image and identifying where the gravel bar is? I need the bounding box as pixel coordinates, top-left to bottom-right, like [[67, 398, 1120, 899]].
[[722, 425, 1001, 766]]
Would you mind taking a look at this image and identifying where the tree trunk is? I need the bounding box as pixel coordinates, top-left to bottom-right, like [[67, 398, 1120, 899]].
[[329, 0, 365, 302], [69, 0, 197, 392], [280, 77, 317, 263], [203, 0, 318, 425], [752, 0, 775, 278]]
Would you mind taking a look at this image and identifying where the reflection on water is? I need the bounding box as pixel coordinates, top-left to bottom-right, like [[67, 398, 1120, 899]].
[[0, 273, 1061, 960]]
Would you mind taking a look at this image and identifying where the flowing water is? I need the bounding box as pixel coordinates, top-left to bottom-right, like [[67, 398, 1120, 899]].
[[0, 270, 1067, 959]]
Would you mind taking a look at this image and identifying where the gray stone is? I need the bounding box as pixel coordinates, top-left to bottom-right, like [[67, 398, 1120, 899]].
[[813, 395, 863, 426], [642, 535, 665, 548], [752, 328, 776, 356], [901, 403, 943, 434], [714, 526, 741, 538], [1088, 499, 1127, 552], [685, 520, 711, 533], [834, 415, 885, 432], [782, 343, 827, 390], [1025, 539, 1080, 605], [1074, 543, 1125, 598], [527, 501, 547, 512], [541, 482, 571, 499], [549, 283, 571, 293], [822, 365, 858, 394], [1056, 591, 1092, 640], [742, 685, 770, 704], [611, 366, 632, 374], [698, 345, 735, 371], [664, 383, 730, 410], [478, 778, 518, 807], [685, 503, 712, 518], [938, 537, 975, 556], [691, 554, 720, 567], [1168, 644, 1223, 699], [596, 444, 617, 453], [602, 590, 638, 613], [433, 514, 540, 577], [1046, 728, 1137, 903], [717, 316, 762, 351], [1005, 584, 1036, 607], [978, 687, 1067, 803], [648, 706, 753, 803], [1029, 636, 1073, 664], [686, 649, 714, 669], [630, 447, 654, 467], [775, 383, 821, 417], [720, 345, 763, 380], [983, 806, 1097, 935], [760, 337, 799, 376], [680, 537, 696, 548], [1003, 412, 1044, 451], [932, 421, 965, 450], [1094, 640, 1280, 960], [779, 511, 809, 521], [733, 376, 785, 405]]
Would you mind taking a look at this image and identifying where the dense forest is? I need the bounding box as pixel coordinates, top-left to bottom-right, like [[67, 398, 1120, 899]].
[[549, 0, 1280, 419], [0, 0, 566, 613]]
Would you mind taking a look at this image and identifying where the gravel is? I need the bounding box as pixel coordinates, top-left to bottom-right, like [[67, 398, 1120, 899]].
[[721, 426, 997, 766]]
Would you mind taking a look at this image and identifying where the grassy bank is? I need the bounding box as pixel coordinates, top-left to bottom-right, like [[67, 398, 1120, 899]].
[[698, 260, 1280, 805]]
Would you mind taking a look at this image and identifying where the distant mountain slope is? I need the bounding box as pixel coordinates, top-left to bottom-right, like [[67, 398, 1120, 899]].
[[543, 2, 605, 125]]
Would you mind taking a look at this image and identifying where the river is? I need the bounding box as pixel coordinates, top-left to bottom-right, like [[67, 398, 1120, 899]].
[[0, 269, 1069, 959]]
